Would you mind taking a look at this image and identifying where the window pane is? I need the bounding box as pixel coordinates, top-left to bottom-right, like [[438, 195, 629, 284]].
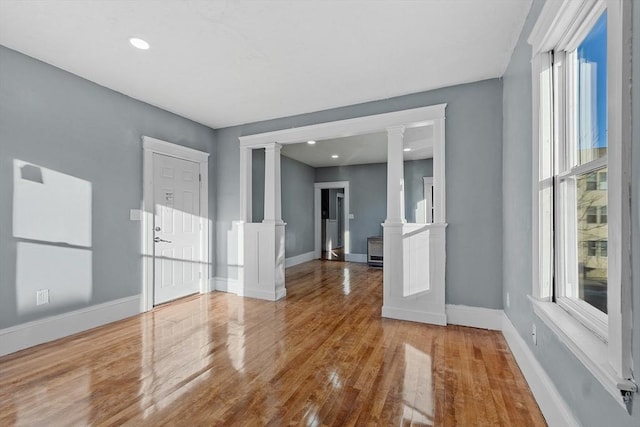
[[577, 167, 607, 313], [600, 206, 607, 223], [598, 171, 607, 189], [599, 241, 607, 257], [577, 12, 607, 165]]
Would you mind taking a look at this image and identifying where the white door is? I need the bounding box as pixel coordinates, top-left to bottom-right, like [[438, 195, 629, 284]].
[[153, 153, 201, 305]]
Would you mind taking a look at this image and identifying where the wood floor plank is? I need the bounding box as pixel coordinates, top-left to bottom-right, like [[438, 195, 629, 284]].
[[0, 260, 545, 426]]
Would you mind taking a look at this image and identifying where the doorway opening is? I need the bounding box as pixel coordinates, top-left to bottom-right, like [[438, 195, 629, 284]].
[[320, 188, 345, 261], [238, 104, 447, 325], [314, 181, 350, 262]]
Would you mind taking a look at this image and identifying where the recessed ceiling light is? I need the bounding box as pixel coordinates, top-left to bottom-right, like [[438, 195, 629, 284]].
[[331, 154, 339, 159], [129, 37, 150, 50], [307, 140, 316, 145], [404, 148, 412, 152]]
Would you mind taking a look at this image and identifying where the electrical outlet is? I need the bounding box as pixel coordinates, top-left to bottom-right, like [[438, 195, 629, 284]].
[[532, 323, 537, 346], [36, 289, 49, 306], [506, 292, 510, 308]]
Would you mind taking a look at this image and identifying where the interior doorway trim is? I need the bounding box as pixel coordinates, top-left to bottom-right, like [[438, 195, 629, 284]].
[[141, 136, 210, 312], [239, 103, 447, 223], [314, 181, 350, 259]]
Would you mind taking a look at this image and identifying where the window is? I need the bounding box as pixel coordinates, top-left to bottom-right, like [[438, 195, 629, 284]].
[[598, 170, 608, 189], [585, 206, 598, 224], [529, 0, 634, 407], [598, 240, 607, 257], [599, 206, 607, 223], [554, 8, 608, 335]]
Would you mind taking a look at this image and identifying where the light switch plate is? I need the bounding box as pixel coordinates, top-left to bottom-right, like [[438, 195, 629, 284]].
[[130, 209, 142, 221], [349, 213, 355, 219]]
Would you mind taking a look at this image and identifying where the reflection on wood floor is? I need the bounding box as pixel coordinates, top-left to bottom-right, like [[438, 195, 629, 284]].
[[322, 246, 345, 261], [0, 261, 546, 426]]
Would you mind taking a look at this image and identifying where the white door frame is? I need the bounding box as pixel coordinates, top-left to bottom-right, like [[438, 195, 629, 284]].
[[314, 181, 350, 259], [336, 192, 345, 247], [141, 136, 210, 312]]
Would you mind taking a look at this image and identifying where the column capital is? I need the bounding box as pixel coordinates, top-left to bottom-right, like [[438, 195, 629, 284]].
[[264, 142, 282, 152], [386, 125, 406, 137]]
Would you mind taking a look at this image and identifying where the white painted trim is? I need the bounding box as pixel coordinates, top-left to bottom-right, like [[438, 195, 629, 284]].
[[501, 313, 581, 427], [445, 304, 502, 330], [142, 136, 210, 162], [528, 0, 597, 56], [431, 117, 446, 223], [314, 181, 350, 259], [422, 177, 434, 223], [381, 306, 447, 326], [345, 253, 367, 263], [244, 288, 286, 302], [239, 146, 252, 222], [0, 296, 141, 357], [212, 277, 242, 295], [604, 0, 633, 383], [530, 298, 635, 407], [142, 136, 210, 312], [263, 143, 283, 222], [239, 104, 447, 147], [285, 251, 315, 268]]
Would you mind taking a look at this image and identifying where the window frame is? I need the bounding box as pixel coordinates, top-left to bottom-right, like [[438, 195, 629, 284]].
[[528, 0, 634, 409]]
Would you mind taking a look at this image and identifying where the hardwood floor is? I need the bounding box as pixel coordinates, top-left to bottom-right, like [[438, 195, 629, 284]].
[[322, 246, 345, 261], [0, 261, 546, 426]]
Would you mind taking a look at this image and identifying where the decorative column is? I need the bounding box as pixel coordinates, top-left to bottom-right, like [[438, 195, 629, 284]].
[[239, 146, 252, 222], [263, 143, 283, 224], [385, 126, 406, 224], [263, 142, 286, 300], [382, 126, 406, 316]]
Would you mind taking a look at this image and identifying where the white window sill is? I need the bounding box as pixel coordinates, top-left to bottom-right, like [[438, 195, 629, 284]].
[[528, 296, 632, 409]]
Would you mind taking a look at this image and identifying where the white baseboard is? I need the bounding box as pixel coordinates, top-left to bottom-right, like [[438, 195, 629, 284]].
[[345, 253, 367, 263], [501, 313, 579, 427], [244, 288, 285, 301], [285, 251, 316, 268], [446, 304, 503, 330], [212, 277, 242, 295], [214, 277, 287, 302], [0, 295, 141, 357], [381, 305, 447, 326]]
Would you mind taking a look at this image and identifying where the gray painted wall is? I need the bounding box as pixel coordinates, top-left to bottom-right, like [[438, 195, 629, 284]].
[[502, 1, 640, 425], [281, 156, 315, 258], [327, 188, 343, 220], [215, 79, 504, 308], [0, 46, 216, 329], [316, 163, 386, 254], [251, 148, 265, 222]]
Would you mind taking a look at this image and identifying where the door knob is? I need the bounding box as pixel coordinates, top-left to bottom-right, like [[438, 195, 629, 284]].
[[154, 237, 172, 243]]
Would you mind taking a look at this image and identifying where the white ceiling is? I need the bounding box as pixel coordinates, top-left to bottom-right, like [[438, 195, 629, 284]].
[[281, 126, 433, 168], [0, 0, 532, 129]]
